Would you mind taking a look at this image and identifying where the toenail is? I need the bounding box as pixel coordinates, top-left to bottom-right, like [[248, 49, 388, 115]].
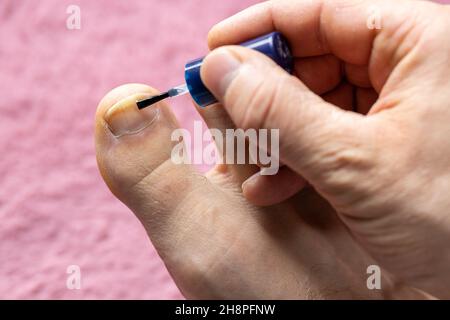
[[104, 93, 160, 138]]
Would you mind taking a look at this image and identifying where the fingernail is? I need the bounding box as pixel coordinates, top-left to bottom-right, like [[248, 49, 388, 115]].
[[104, 93, 160, 138], [202, 48, 241, 98], [242, 171, 261, 190]]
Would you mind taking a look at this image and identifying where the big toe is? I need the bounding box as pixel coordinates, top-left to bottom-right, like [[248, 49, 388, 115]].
[[95, 83, 208, 248]]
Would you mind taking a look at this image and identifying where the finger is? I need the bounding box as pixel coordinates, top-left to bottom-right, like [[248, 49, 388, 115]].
[[196, 101, 305, 202], [344, 63, 372, 89], [355, 87, 378, 115], [95, 84, 215, 253], [201, 46, 375, 204], [321, 82, 378, 114], [242, 166, 307, 206], [294, 55, 342, 95], [322, 81, 354, 111], [208, 0, 418, 90]]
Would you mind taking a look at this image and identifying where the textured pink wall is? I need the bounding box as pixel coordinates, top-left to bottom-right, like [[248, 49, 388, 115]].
[[0, 0, 448, 300]]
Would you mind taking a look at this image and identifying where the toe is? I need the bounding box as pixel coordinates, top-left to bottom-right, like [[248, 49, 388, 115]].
[[95, 83, 211, 249]]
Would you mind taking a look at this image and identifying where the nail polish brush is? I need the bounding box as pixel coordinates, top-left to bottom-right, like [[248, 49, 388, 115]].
[[136, 32, 293, 110]]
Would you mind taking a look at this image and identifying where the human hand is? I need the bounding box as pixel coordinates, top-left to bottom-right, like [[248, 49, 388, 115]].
[[201, 0, 450, 298]]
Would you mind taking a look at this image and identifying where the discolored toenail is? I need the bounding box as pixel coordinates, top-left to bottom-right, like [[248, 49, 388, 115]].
[[104, 93, 160, 138]]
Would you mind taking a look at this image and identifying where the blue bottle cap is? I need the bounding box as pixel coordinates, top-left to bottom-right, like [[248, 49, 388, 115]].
[[185, 31, 293, 108]]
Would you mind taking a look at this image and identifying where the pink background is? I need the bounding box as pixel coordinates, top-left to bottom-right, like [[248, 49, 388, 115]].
[[0, 0, 448, 299]]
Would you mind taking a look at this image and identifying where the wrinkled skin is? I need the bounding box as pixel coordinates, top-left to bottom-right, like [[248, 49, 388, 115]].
[[95, 0, 450, 299]]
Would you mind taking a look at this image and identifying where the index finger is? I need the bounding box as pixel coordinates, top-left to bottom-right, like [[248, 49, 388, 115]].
[[208, 0, 414, 65]]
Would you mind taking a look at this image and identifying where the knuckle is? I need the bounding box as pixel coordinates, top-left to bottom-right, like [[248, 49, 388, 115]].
[[316, 142, 372, 191], [307, 119, 379, 207], [226, 64, 285, 130]]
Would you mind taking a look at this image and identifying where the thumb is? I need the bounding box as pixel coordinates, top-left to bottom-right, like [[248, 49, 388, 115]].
[[201, 46, 375, 204]]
